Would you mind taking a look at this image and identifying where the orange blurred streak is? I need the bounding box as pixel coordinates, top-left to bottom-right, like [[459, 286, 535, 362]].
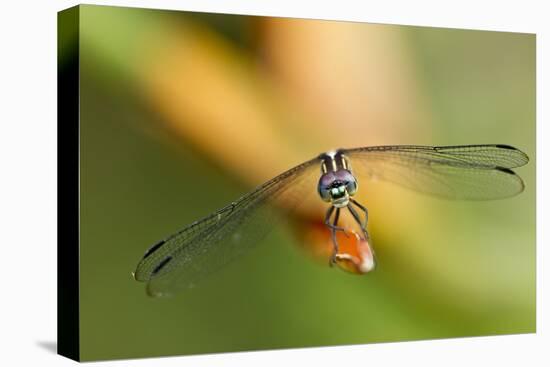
[[144, 27, 293, 178]]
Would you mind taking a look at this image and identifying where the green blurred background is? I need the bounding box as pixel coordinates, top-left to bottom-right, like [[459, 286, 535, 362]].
[[65, 5, 535, 361]]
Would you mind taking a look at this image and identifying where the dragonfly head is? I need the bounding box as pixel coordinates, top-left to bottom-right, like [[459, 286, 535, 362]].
[[318, 169, 358, 208]]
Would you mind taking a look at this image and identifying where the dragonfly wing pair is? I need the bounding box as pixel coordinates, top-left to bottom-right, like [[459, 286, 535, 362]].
[[134, 144, 529, 297]]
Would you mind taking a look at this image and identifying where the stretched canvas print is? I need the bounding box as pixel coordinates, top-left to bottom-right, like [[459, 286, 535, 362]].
[[58, 4, 536, 362]]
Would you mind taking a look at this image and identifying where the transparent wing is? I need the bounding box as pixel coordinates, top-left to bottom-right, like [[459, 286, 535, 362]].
[[342, 144, 529, 200], [133, 157, 320, 297]]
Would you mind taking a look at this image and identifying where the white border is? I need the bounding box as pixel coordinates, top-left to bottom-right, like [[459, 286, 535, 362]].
[[0, 1, 546, 366]]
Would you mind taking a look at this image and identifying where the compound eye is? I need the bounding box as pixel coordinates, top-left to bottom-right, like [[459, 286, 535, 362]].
[[318, 183, 332, 202], [318, 173, 337, 202], [346, 179, 358, 195]]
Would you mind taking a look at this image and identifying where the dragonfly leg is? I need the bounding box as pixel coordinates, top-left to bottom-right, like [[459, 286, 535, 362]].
[[326, 207, 342, 266], [348, 202, 370, 240], [350, 198, 368, 227], [324, 205, 348, 234]]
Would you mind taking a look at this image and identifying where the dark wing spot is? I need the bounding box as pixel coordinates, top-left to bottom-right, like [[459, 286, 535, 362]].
[[152, 256, 172, 276], [495, 144, 516, 150], [495, 166, 515, 175], [142, 240, 166, 259]]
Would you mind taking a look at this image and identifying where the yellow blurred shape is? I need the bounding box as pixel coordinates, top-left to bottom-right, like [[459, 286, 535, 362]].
[[260, 17, 432, 146]]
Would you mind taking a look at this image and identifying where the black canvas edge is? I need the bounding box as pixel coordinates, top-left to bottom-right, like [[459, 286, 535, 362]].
[[57, 5, 80, 362]]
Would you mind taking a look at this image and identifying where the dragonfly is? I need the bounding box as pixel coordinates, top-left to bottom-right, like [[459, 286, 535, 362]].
[[133, 144, 529, 297]]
